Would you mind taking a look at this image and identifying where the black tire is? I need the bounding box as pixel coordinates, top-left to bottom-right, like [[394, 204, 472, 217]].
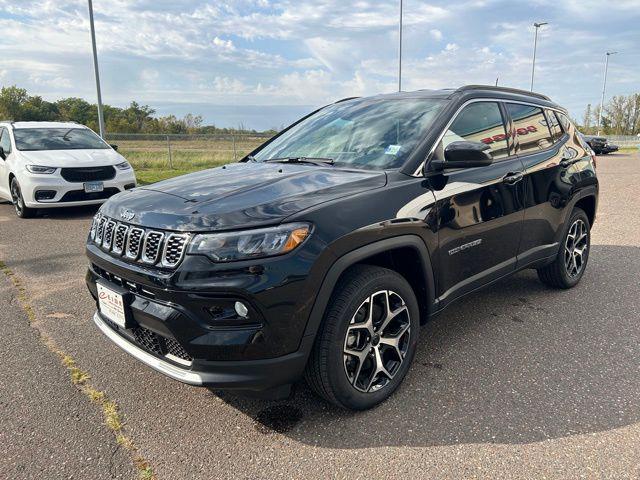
[[305, 265, 420, 410], [10, 178, 36, 218], [537, 208, 590, 289]]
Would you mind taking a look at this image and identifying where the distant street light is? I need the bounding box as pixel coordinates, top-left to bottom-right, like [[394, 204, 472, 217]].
[[597, 51, 618, 136], [530, 22, 548, 91], [88, 0, 106, 138], [398, 0, 403, 92]]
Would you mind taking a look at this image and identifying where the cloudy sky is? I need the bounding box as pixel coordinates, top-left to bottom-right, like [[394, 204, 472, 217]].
[[0, 0, 638, 129]]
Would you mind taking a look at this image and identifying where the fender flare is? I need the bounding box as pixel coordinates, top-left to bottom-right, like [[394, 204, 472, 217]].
[[554, 185, 599, 246], [302, 235, 436, 339]]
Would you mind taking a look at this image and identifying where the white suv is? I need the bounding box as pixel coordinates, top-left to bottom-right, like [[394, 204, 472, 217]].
[[0, 121, 137, 218]]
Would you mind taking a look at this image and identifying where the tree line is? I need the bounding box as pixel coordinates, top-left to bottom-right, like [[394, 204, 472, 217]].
[[579, 93, 640, 136], [0, 85, 275, 135]]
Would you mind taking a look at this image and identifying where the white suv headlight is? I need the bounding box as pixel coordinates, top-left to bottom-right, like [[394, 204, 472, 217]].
[[115, 161, 132, 170], [188, 223, 311, 262], [26, 165, 56, 174]]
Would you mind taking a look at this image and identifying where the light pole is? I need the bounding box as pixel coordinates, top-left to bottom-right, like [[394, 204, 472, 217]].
[[530, 22, 547, 91], [88, 0, 106, 138], [398, 0, 403, 92], [597, 51, 618, 135]]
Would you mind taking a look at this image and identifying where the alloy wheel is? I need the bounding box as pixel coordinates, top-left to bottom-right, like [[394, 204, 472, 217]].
[[564, 218, 588, 278], [343, 290, 411, 393], [11, 181, 23, 216]]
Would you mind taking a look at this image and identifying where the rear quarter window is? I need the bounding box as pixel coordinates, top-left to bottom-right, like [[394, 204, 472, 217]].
[[556, 112, 573, 134], [545, 110, 563, 143]]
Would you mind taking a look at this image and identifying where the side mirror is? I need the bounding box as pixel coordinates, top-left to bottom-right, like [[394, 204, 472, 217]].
[[429, 141, 493, 172], [110, 144, 119, 151], [0, 146, 5, 160]]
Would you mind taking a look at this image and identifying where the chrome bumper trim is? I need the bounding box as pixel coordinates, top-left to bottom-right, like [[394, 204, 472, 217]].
[[93, 312, 203, 385]]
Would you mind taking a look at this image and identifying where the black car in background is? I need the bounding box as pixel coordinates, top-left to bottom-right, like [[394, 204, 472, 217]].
[[85, 85, 598, 410], [583, 135, 619, 155]]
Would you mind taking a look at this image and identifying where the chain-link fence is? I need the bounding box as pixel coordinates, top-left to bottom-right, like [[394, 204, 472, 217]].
[[105, 133, 273, 170], [604, 135, 640, 147]]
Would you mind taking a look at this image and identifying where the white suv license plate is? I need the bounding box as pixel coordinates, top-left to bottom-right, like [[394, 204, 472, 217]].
[[84, 181, 104, 193], [97, 283, 127, 328]]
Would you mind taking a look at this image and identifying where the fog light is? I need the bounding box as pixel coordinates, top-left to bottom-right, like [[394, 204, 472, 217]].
[[234, 301, 249, 318], [35, 190, 56, 201]]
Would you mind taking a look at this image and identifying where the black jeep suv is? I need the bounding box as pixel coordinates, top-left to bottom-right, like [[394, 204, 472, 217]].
[[583, 135, 619, 155], [86, 85, 598, 410]]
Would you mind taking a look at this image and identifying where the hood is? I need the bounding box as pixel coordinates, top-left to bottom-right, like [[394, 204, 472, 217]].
[[100, 162, 387, 232], [18, 148, 124, 167]]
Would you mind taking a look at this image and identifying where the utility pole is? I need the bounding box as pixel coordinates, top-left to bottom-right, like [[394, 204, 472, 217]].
[[398, 0, 403, 92], [597, 51, 618, 136], [88, 0, 106, 138], [530, 22, 548, 91]]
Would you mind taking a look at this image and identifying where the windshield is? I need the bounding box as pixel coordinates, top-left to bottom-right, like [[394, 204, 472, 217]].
[[14, 128, 110, 151], [253, 98, 446, 170]]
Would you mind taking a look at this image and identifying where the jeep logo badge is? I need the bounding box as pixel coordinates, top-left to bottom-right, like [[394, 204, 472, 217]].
[[120, 209, 135, 221]]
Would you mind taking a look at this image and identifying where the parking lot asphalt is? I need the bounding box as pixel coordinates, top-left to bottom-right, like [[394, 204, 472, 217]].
[[0, 152, 639, 479]]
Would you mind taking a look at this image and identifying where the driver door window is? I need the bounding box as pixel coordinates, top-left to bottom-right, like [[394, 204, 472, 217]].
[[440, 102, 509, 161], [0, 128, 11, 157]]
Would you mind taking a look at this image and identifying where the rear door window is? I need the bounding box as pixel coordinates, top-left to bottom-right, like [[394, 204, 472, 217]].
[[506, 103, 553, 154], [442, 101, 509, 160]]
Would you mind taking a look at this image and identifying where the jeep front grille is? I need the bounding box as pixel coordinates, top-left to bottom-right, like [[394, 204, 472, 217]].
[[163, 234, 190, 267], [141, 231, 164, 264], [125, 227, 144, 260], [91, 213, 190, 269], [112, 224, 128, 255]]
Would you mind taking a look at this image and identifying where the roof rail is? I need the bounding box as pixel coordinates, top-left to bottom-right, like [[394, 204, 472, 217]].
[[334, 96, 360, 104], [455, 85, 551, 101]]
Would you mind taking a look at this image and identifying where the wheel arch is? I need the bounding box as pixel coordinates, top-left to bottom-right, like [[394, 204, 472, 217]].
[[574, 194, 596, 228], [303, 235, 436, 340]]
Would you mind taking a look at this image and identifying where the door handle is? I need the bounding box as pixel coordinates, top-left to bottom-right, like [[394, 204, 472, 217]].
[[502, 172, 524, 185], [560, 159, 576, 168]]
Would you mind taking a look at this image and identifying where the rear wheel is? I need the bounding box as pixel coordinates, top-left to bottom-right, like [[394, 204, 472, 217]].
[[10, 178, 36, 218], [305, 265, 420, 410], [537, 208, 590, 289]]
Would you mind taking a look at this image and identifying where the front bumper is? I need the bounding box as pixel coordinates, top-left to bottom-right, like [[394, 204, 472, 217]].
[[85, 240, 322, 390], [92, 311, 312, 390], [21, 169, 137, 208]]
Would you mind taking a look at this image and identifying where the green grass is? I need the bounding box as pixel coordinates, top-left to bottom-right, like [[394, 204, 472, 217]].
[[116, 137, 268, 185], [619, 146, 639, 153]]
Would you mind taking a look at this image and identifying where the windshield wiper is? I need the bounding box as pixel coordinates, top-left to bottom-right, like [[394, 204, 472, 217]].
[[62, 128, 74, 141], [263, 156, 335, 166]]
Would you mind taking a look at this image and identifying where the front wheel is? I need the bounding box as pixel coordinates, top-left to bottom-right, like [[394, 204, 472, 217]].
[[537, 207, 590, 289], [10, 178, 36, 218], [305, 265, 420, 410]]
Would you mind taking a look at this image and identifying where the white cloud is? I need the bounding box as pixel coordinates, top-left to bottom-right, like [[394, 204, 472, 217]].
[[0, 0, 637, 121], [212, 37, 235, 51], [430, 29, 443, 41], [212, 76, 248, 94]]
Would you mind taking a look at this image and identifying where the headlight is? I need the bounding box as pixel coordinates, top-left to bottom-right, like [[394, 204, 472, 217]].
[[26, 165, 56, 174], [188, 223, 311, 262], [115, 161, 132, 170]]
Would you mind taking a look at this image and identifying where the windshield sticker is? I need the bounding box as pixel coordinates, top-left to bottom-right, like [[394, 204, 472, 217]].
[[384, 144, 402, 155]]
